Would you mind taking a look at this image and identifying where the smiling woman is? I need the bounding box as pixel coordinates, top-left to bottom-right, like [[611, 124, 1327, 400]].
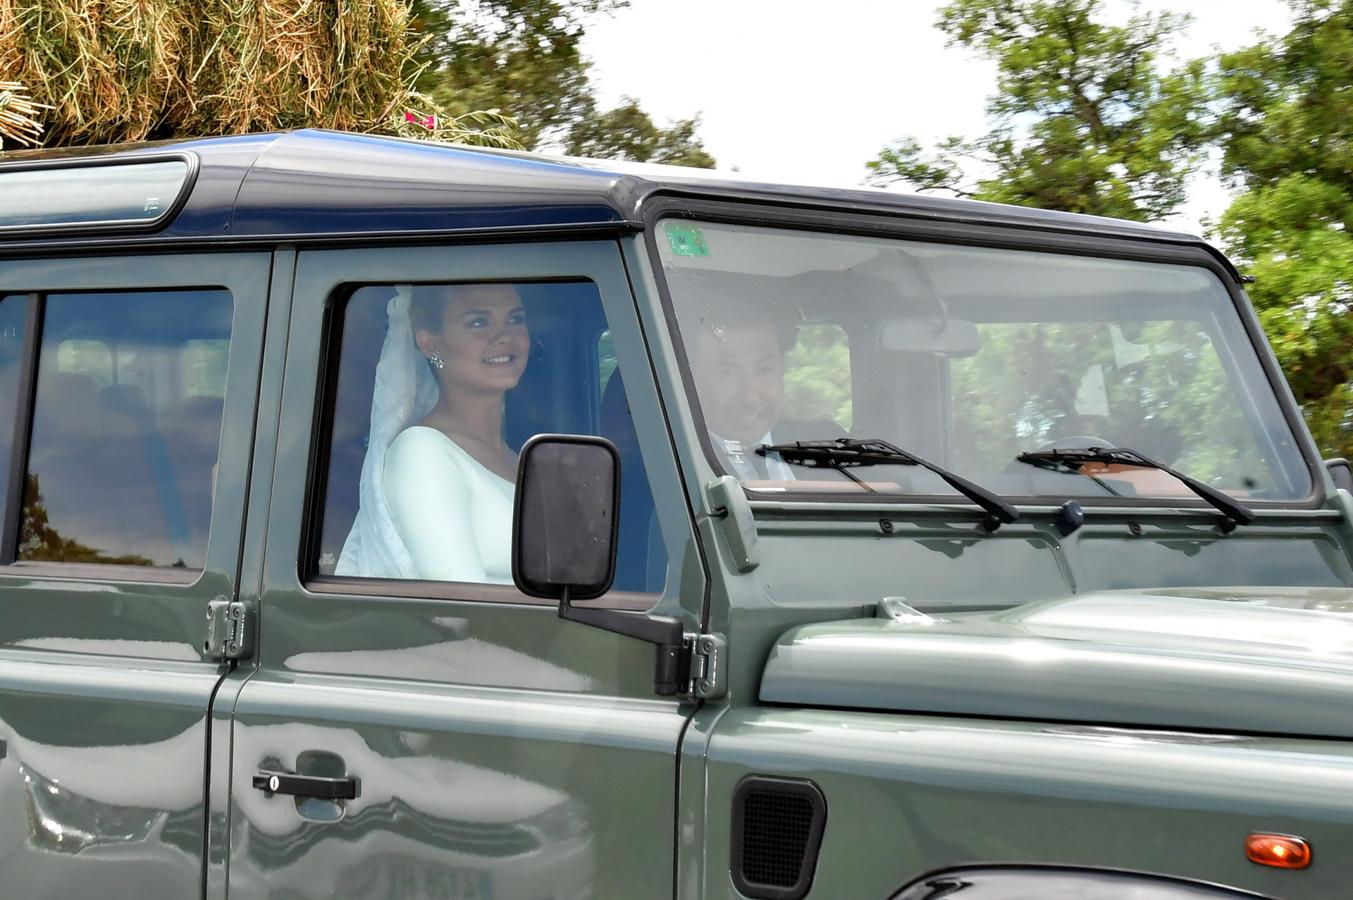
[[335, 283, 530, 583], [324, 278, 668, 594]]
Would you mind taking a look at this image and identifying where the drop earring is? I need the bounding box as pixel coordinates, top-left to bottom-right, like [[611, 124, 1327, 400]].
[[429, 350, 445, 370]]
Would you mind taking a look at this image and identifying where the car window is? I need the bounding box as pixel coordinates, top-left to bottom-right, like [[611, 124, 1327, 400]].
[[658, 218, 1310, 502], [314, 281, 669, 595], [18, 289, 233, 569], [785, 322, 852, 431], [949, 320, 1274, 491]]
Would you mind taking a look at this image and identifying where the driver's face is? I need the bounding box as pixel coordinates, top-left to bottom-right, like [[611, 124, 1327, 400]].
[[690, 321, 785, 446]]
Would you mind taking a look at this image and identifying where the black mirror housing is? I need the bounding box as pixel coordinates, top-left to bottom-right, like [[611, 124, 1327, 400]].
[[512, 433, 691, 696], [513, 434, 621, 601], [1327, 458, 1353, 494]]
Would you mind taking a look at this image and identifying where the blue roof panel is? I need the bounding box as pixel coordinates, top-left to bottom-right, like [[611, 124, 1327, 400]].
[[0, 130, 1217, 263], [230, 130, 629, 237]]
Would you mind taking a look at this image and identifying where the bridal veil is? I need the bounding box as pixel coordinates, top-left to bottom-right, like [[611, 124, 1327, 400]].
[[334, 286, 439, 578]]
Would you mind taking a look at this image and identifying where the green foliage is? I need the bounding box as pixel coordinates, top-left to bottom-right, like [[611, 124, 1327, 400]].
[[410, 0, 606, 149], [411, 0, 715, 163], [784, 325, 853, 430], [1215, 0, 1353, 459], [867, 0, 1208, 222], [18, 475, 154, 567], [949, 321, 1277, 492], [565, 97, 715, 167]]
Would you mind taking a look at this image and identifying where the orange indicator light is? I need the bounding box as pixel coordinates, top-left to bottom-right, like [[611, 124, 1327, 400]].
[[1245, 833, 1311, 869]]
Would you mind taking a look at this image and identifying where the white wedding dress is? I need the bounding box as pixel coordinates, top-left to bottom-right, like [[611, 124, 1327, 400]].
[[383, 426, 514, 583], [335, 287, 513, 583]]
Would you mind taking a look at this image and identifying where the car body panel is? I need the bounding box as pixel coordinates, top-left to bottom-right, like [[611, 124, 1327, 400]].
[[1, 131, 1220, 263], [705, 707, 1350, 899], [0, 251, 271, 896], [760, 587, 1353, 737], [221, 239, 704, 899], [1, 131, 1350, 900]]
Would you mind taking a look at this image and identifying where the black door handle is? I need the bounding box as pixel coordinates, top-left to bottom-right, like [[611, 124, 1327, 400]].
[[253, 769, 359, 800]]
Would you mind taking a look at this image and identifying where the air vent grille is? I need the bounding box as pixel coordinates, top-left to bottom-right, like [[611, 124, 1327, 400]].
[[731, 776, 827, 900]]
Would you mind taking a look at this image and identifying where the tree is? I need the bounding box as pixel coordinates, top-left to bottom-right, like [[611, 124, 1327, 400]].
[[1215, 0, 1353, 459], [867, 0, 1208, 222], [565, 97, 715, 167], [0, 0, 515, 148], [411, 0, 716, 164], [18, 475, 154, 567], [410, 0, 605, 149]]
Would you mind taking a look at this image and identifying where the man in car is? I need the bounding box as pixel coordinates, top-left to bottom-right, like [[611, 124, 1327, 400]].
[[685, 296, 802, 482]]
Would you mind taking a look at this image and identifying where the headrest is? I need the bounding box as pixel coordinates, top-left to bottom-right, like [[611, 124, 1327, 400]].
[[100, 384, 151, 422], [34, 372, 101, 444], [168, 395, 226, 456]]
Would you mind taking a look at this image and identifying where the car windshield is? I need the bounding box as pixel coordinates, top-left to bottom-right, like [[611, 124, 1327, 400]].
[[656, 218, 1312, 503]]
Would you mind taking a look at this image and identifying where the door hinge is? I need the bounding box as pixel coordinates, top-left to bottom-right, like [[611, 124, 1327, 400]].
[[689, 633, 726, 700], [205, 599, 254, 661]]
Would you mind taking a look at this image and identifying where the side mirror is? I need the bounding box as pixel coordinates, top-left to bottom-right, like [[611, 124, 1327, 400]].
[[512, 434, 620, 601], [1327, 457, 1353, 494], [511, 433, 691, 696]]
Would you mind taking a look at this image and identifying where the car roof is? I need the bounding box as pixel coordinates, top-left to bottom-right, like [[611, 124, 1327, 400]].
[[0, 129, 1230, 275]]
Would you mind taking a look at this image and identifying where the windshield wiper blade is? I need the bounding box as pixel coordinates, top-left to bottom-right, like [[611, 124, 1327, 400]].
[[759, 438, 1019, 526], [1015, 446, 1255, 527]]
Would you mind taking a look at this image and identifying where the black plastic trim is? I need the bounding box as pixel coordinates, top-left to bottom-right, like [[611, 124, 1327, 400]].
[[253, 769, 359, 801], [0, 152, 200, 238], [0, 293, 41, 565], [512, 432, 622, 601], [296, 280, 346, 589], [640, 198, 1325, 515], [730, 775, 827, 900], [0, 221, 641, 261], [1327, 457, 1353, 493], [888, 864, 1271, 899]]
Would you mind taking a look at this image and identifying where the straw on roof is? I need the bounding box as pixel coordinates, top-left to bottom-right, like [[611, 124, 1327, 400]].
[[0, 0, 516, 148], [0, 78, 46, 148]]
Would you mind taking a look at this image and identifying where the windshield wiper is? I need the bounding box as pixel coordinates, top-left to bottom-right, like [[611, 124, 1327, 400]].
[[758, 438, 1019, 527], [1015, 446, 1255, 529]]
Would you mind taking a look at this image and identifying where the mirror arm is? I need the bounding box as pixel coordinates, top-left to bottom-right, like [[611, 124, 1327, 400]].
[[559, 588, 691, 695]]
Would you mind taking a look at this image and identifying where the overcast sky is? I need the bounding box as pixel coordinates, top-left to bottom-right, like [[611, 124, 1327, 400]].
[[583, 1, 1295, 235]]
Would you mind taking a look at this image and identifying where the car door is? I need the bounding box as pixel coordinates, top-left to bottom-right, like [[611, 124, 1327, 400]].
[[0, 252, 270, 897], [223, 240, 703, 899]]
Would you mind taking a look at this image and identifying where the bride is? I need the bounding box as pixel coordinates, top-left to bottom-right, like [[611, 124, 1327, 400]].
[[335, 283, 530, 583]]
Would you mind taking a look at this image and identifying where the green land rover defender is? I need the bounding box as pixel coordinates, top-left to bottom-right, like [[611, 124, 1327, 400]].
[[0, 130, 1347, 899]]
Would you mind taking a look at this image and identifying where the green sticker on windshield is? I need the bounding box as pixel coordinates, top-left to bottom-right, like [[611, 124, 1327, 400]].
[[665, 222, 710, 257]]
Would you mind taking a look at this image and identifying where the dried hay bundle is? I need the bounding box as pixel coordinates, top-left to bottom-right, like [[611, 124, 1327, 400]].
[[0, 0, 517, 148], [0, 78, 47, 147]]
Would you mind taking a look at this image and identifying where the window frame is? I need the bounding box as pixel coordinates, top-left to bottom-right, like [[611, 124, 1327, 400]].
[[641, 199, 1326, 513], [0, 153, 199, 237], [291, 242, 694, 611], [0, 252, 269, 586]]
